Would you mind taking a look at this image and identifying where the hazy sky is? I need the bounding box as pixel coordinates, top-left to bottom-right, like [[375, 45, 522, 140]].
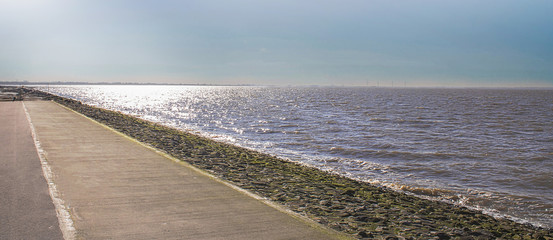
[[1, 0, 552, 87]]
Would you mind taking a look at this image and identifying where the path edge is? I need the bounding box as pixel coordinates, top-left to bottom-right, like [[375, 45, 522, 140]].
[[52, 100, 352, 240], [23, 102, 76, 240]]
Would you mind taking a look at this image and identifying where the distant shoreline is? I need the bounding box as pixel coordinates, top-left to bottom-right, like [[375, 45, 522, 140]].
[[2, 81, 553, 90], [0, 81, 256, 87]]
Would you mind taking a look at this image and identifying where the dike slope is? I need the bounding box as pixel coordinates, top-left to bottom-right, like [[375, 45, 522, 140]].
[[22, 87, 553, 239]]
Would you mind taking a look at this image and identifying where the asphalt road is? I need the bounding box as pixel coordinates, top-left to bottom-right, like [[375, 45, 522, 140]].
[[0, 101, 63, 239]]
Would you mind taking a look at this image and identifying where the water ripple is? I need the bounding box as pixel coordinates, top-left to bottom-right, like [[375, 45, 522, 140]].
[[42, 85, 553, 228]]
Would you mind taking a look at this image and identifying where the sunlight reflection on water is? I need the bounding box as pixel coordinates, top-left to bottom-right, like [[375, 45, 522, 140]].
[[42, 85, 553, 228]]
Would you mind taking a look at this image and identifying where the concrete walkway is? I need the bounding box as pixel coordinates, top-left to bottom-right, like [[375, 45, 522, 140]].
[[0, 102, 63, 239], [24, 101, 344, 239]]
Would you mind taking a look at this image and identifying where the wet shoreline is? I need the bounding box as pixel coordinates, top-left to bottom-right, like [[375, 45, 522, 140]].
[[19, 87, 553, 239]]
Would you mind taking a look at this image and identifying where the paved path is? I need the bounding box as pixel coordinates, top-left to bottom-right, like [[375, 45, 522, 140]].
[[24, 101, 344, 239], [0, 102, 63, 239]]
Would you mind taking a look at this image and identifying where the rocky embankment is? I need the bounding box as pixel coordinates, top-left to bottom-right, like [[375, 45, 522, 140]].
[[21, 87, 553, 239]]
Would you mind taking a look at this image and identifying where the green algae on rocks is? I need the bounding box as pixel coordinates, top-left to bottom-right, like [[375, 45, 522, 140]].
[[24, 87, 553, 240]]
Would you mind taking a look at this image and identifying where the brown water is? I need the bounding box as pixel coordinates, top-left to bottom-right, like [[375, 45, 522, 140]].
[[43, 85, 553, 228]]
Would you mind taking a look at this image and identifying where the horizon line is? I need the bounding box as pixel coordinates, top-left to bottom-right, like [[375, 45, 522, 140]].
[[1, 80, 552, 90]]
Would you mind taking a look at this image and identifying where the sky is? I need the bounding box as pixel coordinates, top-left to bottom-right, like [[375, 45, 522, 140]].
[[1, 0, 552, 87]]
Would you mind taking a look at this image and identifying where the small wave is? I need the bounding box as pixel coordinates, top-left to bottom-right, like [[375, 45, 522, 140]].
[[374, 149, 458, 161], [370, 117, 390, 122], [323, 127, 343, 133], [389, 183, 456, 197], [373, 142, 395, 149], [255, 128, 279, 134], [232, 127, 244, 134], [278, 124, 299, 128], [283, 130, 302, 135], [386, 184, 553, 229], [323, 157, 391, 174], [206, 134, 238, 143], [329, 146, 343, 152]]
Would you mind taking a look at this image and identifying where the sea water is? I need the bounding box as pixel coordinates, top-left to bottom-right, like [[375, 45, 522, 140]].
[[40, 85, 553, 228]]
